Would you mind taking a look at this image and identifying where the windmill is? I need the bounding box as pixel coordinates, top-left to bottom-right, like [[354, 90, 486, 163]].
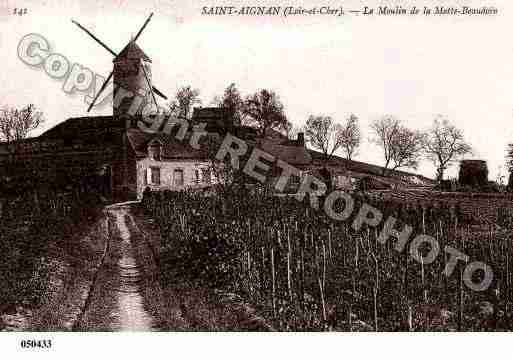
[[71, 13, 167, 115]]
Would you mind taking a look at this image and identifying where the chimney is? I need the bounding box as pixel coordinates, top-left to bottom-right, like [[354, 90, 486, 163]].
[[297, 132, 305, 146]]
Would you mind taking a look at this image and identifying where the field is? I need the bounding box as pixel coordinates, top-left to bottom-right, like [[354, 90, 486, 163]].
[[144, 189, 513, 331]]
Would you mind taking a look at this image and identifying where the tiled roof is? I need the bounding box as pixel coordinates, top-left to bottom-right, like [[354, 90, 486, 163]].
[[191, 107, 234, 132], [126, 128, 208, 160], [192, 107, 229, 121], [257, 139, 312, 166], [125, 128, 153, 156], [40, 116, 124, 139], [308, 150, 434, 185]]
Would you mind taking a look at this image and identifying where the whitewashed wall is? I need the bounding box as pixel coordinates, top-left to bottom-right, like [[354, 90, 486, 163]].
[[136, 158, 213, 198]]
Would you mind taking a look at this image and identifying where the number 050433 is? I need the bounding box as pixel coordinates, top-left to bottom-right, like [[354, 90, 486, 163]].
[[20, 339, 52, 349]]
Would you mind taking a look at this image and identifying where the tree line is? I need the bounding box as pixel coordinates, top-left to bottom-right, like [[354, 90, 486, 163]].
[[164, 83, 478, 182], [3, 84, 513, 186]]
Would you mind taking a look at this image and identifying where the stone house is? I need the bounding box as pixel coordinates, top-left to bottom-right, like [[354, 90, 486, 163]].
[[127, 126, 217, 195]]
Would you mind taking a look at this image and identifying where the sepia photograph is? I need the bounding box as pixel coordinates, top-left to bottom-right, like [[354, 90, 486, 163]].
[[0, 0, 512, 357]]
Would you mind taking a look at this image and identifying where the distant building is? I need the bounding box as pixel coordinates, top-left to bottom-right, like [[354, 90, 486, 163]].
[[458, 159, 488, 189]]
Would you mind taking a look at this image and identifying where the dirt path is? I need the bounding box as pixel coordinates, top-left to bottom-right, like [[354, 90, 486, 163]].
[[3, 203, 272, 331], [74, 204, 183, 330]]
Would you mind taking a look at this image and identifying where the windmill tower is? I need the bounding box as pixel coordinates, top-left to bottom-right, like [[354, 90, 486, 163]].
[[113, 40, 154, 117], [72, 13, 167, 119]]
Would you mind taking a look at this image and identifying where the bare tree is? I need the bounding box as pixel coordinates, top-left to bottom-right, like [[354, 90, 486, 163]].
[[171, 85, 201, 121], [506, 144, 513, 191], [496, 165, 506, 188], [370, 116, 424, 175], [304, 115, 346, 164], [338, 114, 361, 160], [0, 104, 44, 143], [284, 120, 302, 140], [423, 116, 472, 181], [243, 89, 288, 137], [506, 143, 513, 173]]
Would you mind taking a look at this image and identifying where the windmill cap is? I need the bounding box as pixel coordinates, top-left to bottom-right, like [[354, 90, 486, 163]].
[[114, 41, 152, 62]]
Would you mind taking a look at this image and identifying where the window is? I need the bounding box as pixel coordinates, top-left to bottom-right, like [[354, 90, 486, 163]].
[[201, 168, 211, 184], [194, 169, 201, 184], [148, 141, 162, 161], [173, 168, 184, 186], [149, 167, 160, 185], [290, 170, 306, 185], [290, 174, 301, 185]]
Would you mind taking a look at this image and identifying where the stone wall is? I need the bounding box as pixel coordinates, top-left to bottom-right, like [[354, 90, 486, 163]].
[[0, 141, 137, 200]]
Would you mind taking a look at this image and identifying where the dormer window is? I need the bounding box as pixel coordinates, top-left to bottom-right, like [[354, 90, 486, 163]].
[[148, 140, 162, 161]]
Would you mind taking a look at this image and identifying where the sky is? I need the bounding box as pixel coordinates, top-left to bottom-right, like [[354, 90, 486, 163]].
[[1, 0, 512, 180]]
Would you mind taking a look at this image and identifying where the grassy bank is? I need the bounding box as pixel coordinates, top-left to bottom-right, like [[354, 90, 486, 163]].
[[0, 191, 104, 330]]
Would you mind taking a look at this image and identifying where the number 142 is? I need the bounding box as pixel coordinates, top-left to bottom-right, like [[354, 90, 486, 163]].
[[13, 8, 28, 15]]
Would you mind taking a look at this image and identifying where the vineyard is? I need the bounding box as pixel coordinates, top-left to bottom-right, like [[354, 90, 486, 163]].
[[144, 189, 513, 331]]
